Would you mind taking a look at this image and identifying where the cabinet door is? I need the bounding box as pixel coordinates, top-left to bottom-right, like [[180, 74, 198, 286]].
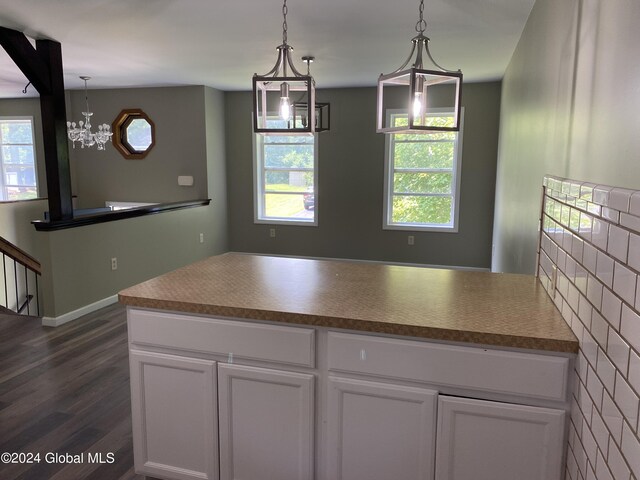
[[218, 364, 314, 480], [435, 396, 565, 480], [326, 376, 438, 480], [129, 350, 218, 480]]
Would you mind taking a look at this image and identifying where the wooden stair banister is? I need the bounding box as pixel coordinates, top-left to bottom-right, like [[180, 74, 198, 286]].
[[0, 236, 41, 317], [0, 236, 41, 275]]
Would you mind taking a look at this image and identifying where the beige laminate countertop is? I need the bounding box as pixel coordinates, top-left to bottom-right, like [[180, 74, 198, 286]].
[[118, 253, 578, 354]]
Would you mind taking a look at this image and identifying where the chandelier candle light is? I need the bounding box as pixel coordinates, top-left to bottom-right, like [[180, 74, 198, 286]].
[[67, 76, 113, 150], [377, 0, 462, 134], [253, 0, 316, 134]]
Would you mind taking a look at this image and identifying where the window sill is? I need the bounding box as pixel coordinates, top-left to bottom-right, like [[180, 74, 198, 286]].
[[383, 224, 458, 233], [32, 199, 210, 231]]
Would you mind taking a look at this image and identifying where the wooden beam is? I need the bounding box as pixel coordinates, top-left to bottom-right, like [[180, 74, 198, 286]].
[[0, 26, 51, 94]]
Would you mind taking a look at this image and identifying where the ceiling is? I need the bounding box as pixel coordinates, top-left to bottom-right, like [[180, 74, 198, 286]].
[[0, 0, 535, 99]]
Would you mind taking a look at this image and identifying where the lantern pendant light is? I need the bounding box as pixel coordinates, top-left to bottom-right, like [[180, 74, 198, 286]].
[[292, 56, 330, 132], [253, 0, 316, 134], [377, 0, 462, 134]]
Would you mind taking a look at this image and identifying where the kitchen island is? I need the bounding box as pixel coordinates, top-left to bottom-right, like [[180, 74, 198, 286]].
[[119, 253, 578, 480]]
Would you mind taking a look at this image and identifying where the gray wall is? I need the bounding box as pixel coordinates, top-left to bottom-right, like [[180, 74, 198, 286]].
[[1, 84, 229, 318], [0, 97, 47, 198], [493, 0, 640, 273], [42, 204, 225, 317], [225, 82, 501, 268], [69, 85, 210, 208]]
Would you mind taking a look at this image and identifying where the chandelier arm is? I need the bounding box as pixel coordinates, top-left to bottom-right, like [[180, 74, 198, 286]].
[[423, 42, 459, 73], [284, 48, 305, 77], [259, 46, 288, 77], [388, 41, 418, 75]]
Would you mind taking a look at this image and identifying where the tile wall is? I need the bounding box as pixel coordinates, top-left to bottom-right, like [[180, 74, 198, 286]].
[[538, 175, 640, 480]]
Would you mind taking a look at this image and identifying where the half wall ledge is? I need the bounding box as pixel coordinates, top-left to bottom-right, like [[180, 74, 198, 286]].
[[31, 199, 211, 231]]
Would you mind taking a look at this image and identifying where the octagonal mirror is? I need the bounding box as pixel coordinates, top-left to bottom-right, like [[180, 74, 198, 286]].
[[112, 109, 155, 159]]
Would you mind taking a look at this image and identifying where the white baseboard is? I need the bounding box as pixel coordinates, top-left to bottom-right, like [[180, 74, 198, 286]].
[[42, 294, 119, 327]]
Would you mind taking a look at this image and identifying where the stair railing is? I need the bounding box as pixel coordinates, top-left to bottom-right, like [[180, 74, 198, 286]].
[[0, 236, 41, 316]]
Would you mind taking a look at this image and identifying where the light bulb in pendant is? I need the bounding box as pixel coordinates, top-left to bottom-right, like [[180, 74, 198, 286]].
[[412, 93, 423, 119], [279, 82, 291, 121], [412, 76, 425, 121]]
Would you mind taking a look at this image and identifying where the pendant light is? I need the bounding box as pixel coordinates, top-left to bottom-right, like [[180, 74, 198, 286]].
[[66, 76, 113, 150], [253, 0, 316, 134], [377, 0, 462, 134], [292, 57, 330, 132]]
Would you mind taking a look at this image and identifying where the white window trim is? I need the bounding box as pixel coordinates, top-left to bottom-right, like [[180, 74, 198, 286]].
[[253, 121, 318, 226], [382, 108, 464, 233], [0, 116, 38, 202]]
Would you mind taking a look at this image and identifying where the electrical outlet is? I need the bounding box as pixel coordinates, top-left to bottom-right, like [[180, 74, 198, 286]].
[[408, 235, 415, 246], [111, 257, 118, 271], [199, 233, 204, 244], [270, 228, 276, 238]]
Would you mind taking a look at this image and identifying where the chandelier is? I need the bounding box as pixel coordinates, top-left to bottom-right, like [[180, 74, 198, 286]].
[[253, 0, 316, 134], [377, 0, 462, 134], [67, 76, 113, 150]]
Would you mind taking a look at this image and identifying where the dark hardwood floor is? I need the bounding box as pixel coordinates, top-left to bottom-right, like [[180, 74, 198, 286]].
[[0, 303, 153, 480]]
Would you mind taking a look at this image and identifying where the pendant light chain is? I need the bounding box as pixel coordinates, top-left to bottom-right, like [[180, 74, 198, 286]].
[[83, 78, 90, 116], [282, 0, 288, 45], [415, 0, 427, 34]]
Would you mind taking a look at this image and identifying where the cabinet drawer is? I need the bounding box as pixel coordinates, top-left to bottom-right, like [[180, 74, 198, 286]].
[[128, 308, 315, 368], [327, 332, 569, 401]]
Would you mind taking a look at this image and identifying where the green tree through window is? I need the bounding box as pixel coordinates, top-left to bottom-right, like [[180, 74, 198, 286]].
[[254, 118, 317, 224], [0, 118, 38, 201], [384, 112, 462, 230]]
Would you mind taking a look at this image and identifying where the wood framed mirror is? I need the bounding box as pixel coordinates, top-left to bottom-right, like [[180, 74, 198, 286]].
[[112, 109, 155, 159]]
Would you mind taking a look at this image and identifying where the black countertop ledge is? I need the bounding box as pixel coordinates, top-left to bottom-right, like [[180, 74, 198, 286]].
[[32, 199, 210, 231]]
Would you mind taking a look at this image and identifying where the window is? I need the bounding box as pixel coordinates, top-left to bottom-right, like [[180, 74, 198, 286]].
[[112, 109, 156, 160], [254, 118, 317, 225], [0, 118, 38, 201], [383, 109, 463, 231]]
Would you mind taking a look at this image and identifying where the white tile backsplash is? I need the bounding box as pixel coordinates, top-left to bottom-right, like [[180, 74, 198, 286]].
[[629, 350, 640, 402], [593, 218, 610, 251], [621, 212, 640, 233], [602, 391, 624, 443], [541, 176, 640, 480], [607, 437, 631, 480], [596, 251, 614, 288], [629, 233, 640, 272], [630, 193, 640, 217], [583, 242, 598, 274], [597, 347, 616, 394], [614, 372, 639, 427], [609, 188, 634, 213], [608, 225, 630, 263], [614, 262, 637, 306], [602, 288, 623, 331], [621, 305, 640, 354], [622, 422, 640, 478], [593, 185, 612, 207], [596, 449, 614, 480], [607, 328, 630, 374]]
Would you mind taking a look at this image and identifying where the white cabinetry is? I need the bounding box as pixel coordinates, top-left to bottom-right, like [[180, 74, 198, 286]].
[[435, 396, 566, 480], [127, 308, 572, 480], [326, 377, 437, 480], [129, 351, 218, 480], [218, 364, 314, 480]]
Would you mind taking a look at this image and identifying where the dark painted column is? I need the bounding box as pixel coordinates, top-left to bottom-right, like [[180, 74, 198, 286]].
[[37, 40, 73, 220], [0, 27, 73, 221]]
